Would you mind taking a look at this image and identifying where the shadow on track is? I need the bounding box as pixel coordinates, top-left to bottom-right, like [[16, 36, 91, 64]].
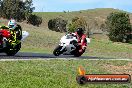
[[0, 52, 115, 60]]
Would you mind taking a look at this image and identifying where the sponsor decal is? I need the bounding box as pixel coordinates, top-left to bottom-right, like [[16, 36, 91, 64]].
[[76, 66, 131, 84]]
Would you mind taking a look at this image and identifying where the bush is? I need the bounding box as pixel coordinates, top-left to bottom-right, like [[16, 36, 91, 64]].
[[27, 14, 42, 27], [68, 17, 87, 32], [48, 17, 67, 32], [0, 0, 34, 22], [106, 12, 132, 43], [48, 19, 54, 30]]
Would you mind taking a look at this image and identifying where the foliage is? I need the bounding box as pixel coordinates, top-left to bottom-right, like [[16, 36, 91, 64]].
[[48, 17, 67, 32], [27, 14, 42, 26], [0, 0, 42, 26], [0, 0, 35, 21], [106, 12, 132, 43], [68, 17, 87, 32]]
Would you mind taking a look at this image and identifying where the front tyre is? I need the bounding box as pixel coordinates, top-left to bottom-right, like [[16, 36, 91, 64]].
[[5, 43, 21, 56], [53, 45, 63, 56]]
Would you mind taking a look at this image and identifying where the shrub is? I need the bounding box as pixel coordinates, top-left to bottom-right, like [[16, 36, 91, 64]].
[[106, 12, 132, 43], [68, 17, 87, 32], [48, 17, 67, 32], [27, 14, 42, 27]]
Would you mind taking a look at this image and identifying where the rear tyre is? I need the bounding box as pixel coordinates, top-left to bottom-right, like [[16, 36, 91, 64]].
[[53, 45, 63, 56], [74, 52, 82, 57], [73, 49, 85, 57], [5, 43, 21, 56]]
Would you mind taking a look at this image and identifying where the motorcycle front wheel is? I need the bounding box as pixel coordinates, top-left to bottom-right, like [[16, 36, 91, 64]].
[[53, 45, 63, 56], [5, 43, 21, 56]]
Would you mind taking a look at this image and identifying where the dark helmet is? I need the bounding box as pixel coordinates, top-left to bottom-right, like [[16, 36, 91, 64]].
[[76, 27, 84, 35]]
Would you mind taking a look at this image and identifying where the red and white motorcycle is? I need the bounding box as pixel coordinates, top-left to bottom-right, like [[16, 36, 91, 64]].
[[0, 26, 29, 56], [53, 33, 90, 57]]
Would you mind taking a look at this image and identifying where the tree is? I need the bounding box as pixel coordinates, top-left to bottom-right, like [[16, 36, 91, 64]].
[[48, 17, 67, 32], [106, 12, 132, 43], [0, 0, 2, 17], [0, 0, 35, 21], [68, 17, 87, 32]]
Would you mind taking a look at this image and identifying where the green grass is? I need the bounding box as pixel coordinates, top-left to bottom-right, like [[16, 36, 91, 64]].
[[19, 23, 64, 53], [0, 60, 131, 88], [33, 8, 129, 22], [87, 38, 132, 59]]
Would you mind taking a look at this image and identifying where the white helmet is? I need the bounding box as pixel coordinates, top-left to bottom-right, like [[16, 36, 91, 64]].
[[8, 19, 17, 29]]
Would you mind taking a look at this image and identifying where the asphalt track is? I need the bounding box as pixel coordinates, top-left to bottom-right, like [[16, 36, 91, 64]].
[[0, 52, 131, 61]]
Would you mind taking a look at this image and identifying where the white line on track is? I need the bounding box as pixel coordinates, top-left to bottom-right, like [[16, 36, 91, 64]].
[[0, 58, 132, 61]]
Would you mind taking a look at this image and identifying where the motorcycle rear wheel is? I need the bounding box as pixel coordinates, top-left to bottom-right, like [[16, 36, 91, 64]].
[[74, 52, 82, 57], [73, 49, 85, 57]]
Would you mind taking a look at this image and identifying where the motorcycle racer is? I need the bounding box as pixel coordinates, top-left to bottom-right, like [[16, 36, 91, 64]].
[[7, 19, 22, 47], [53, 27, 88, 57], [73, 27, 87, 54], [0, 19, 22, 48], [0, 19, 28, 56]]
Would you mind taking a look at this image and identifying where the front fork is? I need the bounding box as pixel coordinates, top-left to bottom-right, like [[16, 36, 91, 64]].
[[59, 44, 66, 52]]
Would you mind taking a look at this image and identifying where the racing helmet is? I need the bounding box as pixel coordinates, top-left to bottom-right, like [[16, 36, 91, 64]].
[[8, 19, 17, 30], [76, 27, 84, 35]]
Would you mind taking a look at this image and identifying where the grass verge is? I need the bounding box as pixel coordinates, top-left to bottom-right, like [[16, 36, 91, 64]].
[[0, 60, 131, 88]]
